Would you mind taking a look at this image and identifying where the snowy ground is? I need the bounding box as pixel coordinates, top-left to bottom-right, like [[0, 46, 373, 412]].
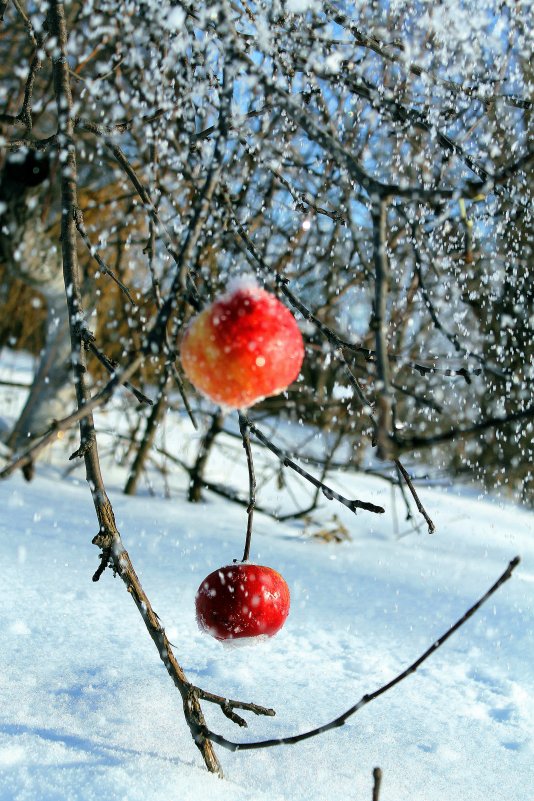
[[1, 361, 533, 801]]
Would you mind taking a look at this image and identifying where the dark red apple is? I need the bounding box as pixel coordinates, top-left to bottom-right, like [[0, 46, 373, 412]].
[[195, 563, 290, 641], [179, 282, 304, 409]]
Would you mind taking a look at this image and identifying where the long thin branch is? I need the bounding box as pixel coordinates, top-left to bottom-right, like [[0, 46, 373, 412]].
[[0, 354, 144, 479], [393, 404, 534, 453], [49, 0, 108, 505], [76, 324, 152, 406], [199, 556, 520, 751], [124, 366, 171, 496], [372, 199, 392, 460], [241, 414, 385, 515], [47, 0, 222, 776], [74, 207, 137, 305], [394, 459, 435, 534]]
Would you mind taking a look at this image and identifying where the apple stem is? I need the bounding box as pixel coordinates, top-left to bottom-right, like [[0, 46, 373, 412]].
[[239, 411, 256, 562]]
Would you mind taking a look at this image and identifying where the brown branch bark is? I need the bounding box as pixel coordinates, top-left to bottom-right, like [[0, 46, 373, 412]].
[[188, 410, 224, 502], [372, 767, 383, 801], [124, 367, 171, 496], [394, 459, 435, 534], [47, 0, 222, 777], [372, 199, 393, 460]]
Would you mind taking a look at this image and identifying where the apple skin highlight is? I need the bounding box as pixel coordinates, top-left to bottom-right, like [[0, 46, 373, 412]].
[[195, 564, 291, 641], [179, 284, 304, 409]]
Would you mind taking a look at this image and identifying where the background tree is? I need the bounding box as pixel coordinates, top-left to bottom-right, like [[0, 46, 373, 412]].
[[1, 0, 532, 506]]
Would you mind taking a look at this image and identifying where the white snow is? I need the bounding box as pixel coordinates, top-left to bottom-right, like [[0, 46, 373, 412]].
[[0, 375, 533, 800]]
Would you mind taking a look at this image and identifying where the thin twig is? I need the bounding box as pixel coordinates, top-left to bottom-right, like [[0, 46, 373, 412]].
[[238, 411, 256, 562], [124, 367, 171, 496], [74, 206, 137, 305], [169, 360, 199, 430], [11, 0, 38, 45], [372, 767, 383, 801], [372, 198, 392, 460], [191, 685, 275, 726], [0, 354, 144, 479], [394, 459, 435, 534], [393, 460, 416, 528], [394, 404, 534, 453], [199, 556, 520, 751], [77, 323, 152, 406], [241, 413, 385, 515]]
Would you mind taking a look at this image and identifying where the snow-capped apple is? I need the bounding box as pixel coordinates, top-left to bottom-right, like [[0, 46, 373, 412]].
[[195, 563, 290, 641], [179, 281, 304, 409]]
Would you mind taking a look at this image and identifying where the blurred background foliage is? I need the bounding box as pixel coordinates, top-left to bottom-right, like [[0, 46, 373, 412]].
[[0, 0, 532, 505]]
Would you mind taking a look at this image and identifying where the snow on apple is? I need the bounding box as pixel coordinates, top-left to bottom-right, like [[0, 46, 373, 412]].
[[195, 563, 291, 641], [179, 282, 304, 409]]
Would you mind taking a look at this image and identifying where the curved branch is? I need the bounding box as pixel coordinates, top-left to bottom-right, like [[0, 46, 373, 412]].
[[199, 556, 520, 751]]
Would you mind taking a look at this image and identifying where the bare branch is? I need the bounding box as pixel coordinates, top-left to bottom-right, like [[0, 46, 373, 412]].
[[238, 411, 256, 562], [242, 413, 385, 516], [0, 354, 144, 479], [76, 324, 152, 406], [394, 459, 435, 534], [199, 557, 520, 751], [372, 767, 383, 801], [48, 3, 224, 774], [191, 686, 275, 726], [11, 0, 38, 46], [74, 206, 137, 305], [393, 405, 534, 453], [371, 199, 392, 460]]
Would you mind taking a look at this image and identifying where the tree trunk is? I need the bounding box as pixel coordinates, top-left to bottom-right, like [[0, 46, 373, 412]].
[[0, 153, 73, 455]]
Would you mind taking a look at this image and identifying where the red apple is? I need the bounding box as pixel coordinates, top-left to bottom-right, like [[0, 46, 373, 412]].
[[195, 563, 290, 641], [179, 282, 304, 409]]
